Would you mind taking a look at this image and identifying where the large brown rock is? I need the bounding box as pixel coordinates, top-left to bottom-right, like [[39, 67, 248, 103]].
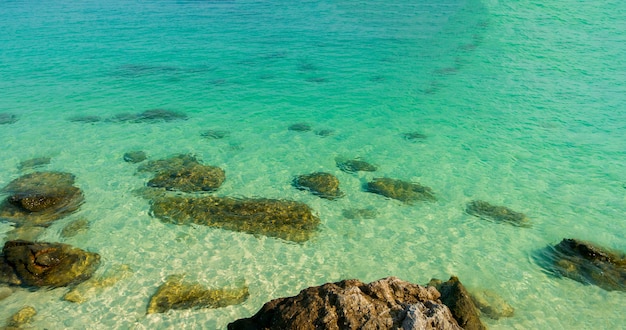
[[0, 240, 100, 288], [293, 172, 343, 200], [365, 178, 435, 203], [537, 238, 626, 291], [0, 172, 84, 226], [150, 196, 320, 242], [139, 154, 225, 193], [428, 276, 486, 330], [228, 277, 462, 330]]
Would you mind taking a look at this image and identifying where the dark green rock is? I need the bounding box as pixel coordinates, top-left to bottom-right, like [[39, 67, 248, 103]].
[[0, 172, 84, 227], [402, 131, 427, 141], [315, 129, 334, 137], [150, 196, 320, 242], [138, 154, 225, 192], [429, 276, 486, 330], [537, 239, 626, 291], [336, 158, 377, 173], [365, 177, 435, 203], [201, 129, 230, 139], [288, 123, 311, 132], [123, 151, 147, 163], [0, 240, 100, 288], [137, 154, 200, 173], [67, 115, 102, 123], [134, 109, 188, 122], [18, 157, 51, 170], [293, 172, 343, 200], [0, 113, 18, 125], [466, 200, 529, 227]]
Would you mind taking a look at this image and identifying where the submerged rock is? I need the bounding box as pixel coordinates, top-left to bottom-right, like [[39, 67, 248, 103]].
[[5, 226, 46, 242], [536, 238, 626, 291], [365, 178, 435, 203], [336, 158, 377, 173], [6, 305, 36, 328], [17, 157, 51, 170], [109, 109, 188, 123], [402, 131, 427, 141], [0, 113, 18, 125], [293, 172, 343, 200], [471, 289, 514, 320], [67, 115, 102, 123], [228, 276, 462, 330], [315, 129, 334, 137], [64, 264, 133, 303], [428, 276, 486, 330], [150, 196, 320, 242], [123, 151, 147, 163], [0, 172, 84, 227], [139, 154, 225, 193], [0, 240, 100, 288], [466, 200, 529, 227], [147, 275, 249, 314], [60, 218, 90, 238], [201, 129, 230, 139], [342, 207, 378, 220], [288, 123, 311, 132]]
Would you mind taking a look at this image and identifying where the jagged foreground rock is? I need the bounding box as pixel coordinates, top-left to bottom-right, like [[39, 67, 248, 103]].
[[0, 240, 100, 288], [150, 195, 320, 242], [228, 277, 464, 330]]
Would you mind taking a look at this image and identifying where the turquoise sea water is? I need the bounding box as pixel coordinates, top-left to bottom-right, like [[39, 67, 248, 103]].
[[1, 0, 625, 328]]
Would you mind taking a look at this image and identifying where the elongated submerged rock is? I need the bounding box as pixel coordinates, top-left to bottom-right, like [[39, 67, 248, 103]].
[[537, 238, 626, 291], [139, 154, 225, 193], [365, 178, 436, 203], [466, 200, 529, 227], [0, 240, 100, 288], [228, 277, 462, 330], [150, 196, 320, 242], [0, 172, 84, 227]]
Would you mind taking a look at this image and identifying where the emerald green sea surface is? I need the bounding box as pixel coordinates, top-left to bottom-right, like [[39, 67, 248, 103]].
[[1, 0, 624, 328]]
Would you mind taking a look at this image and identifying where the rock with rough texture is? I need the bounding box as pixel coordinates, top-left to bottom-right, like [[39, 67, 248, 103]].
[[6, 306, 36, 328], [17, 157, 51, 170], [60, 218, 90, 238], [428, 276, 486, 330], [0, 240, 100, 288], [138, 154, 225, 192], [365, 178, 435, 203], [123, 151, 147, 163], [150, 196, 320, 242], [64, 264, 133, 303], [471, 289, 514, 320], [466, 200, 529, 227], [293, 172, 343, 200], [147, 275, 249, 314], [537, 238, 626, 291], [0, 172, 84, 227], [229, 277, 462, 330], [336, 158, 377, 173]]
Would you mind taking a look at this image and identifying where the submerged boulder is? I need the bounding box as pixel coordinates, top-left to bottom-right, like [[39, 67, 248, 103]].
[[139, 154, 225, 193], [288, 123, 312, 132], [0, 240, 100, 288], [123, 151, 147, 163], [201, 129, 230, 139], [402, 131, 427, 141], [470, 289, 514, 320], [0, 172, 84, 227], [111, 109, 188, 123], [17, 157, 51, 170], [63, 264, 133, 303], [293, 172, 343, 200], [0, 113, 18, 125], [147, 275, 249, 314], [428, 276, 486, 330], [466, 200, 529, 227], [536, 238, 626, 291], [228, 276, 462, 330], [336, 158, 377, 173], [365, 178, 435, 203]]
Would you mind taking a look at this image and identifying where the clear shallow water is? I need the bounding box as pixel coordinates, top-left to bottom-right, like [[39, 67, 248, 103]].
[[0, 0, 625, 329]]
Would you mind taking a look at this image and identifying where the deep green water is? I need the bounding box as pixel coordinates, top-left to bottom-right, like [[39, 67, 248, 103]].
[[0, 0, 625, 328]]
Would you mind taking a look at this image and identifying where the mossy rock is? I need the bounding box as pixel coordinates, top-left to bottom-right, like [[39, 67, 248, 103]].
[[6, 306, 36, 328], [0, 172, 84, 227], [470, 289, 514, 320], [64, 264, 133, 303], [147, 163, 225, 192], [365, 178, 435, 203], [336, 158, 377, 173], [428, 276, 486, 330], [0, 240, 100, 288], [288, 123, 312, 132], [147, 275, 249, 314], [150, 196, 320, 242], [466, 200, 529, 227], [537, 238, 626, 291], [293, 172, 343, 200]]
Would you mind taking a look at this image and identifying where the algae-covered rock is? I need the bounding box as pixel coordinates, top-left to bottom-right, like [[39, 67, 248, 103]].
[[17, 157, 51, 171], [64, 264, 133, 303], [0, 172, 84, 227], [471, 289, 514, 320], [466, 200, 529, 227], [293, 172, 343, 200], [336, 158, 377, 173], [229, 276, 462, 330], [428, 276, 486, 330], [137, 154, 199, 173], [536, 238, 626, 291], [147, 275, 249, 314], [60, 218, 90, 238], [365, 177, 435, 203], [6, 306, 36, 328], [123, 151, 147, 163], [0, 240, 100, 288], [148, 163, 225, 192], [150, 196, 320, 242]]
